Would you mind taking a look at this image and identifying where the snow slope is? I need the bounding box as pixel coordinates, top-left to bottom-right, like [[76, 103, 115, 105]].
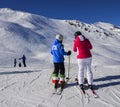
[[0, 8, 120, 107]]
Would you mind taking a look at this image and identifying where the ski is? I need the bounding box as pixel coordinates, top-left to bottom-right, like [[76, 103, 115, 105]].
[[52, 88, 57, 94], [89, 88, 99, 98], [52, 88, 64, 95], [52, 83, 65, 95], [56, 88, 63, 95], [75, 77, 99, 98], [80, 87, 86, 95], [75, 78, 99, 98], [87, 84, 99, 98], [56, 79, 69, 95]]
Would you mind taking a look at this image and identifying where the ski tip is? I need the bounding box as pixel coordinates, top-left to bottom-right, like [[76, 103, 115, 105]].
[[94, 94, 99, 98], [91, 90, 99, 98]]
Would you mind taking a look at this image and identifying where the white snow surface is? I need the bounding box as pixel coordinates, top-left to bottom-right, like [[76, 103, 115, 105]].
[[0, 8, 120, 107]]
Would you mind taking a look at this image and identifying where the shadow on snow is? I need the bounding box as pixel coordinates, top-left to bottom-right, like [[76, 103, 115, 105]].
[[0, 70, 42, 75], [93, 75, 120, 90]]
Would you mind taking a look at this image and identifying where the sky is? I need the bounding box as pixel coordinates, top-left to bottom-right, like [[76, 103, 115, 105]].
[[0, 0, 120, 26]]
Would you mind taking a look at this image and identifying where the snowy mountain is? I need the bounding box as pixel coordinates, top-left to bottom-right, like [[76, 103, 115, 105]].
[[0, 8, 120, 67], [0, 8, 120, 107]]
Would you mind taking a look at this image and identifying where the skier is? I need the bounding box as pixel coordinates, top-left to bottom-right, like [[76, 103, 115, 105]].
[[50, 34, 71, 91], [14, 58, 17, 67], [18, 62, 22, 67], [73, 31, 93, 90], [19, 55, 27, 67]]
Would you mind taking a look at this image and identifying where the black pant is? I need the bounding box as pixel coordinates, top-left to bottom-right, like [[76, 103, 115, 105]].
[[53, 62, 65, 76], [23, 61, 26, 67]]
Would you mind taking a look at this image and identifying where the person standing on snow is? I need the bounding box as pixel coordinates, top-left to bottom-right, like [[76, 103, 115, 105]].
[[19, 55, 27, 67], [50, 34, 71, 90], [14, 58, 17, 67], [73, 31, 93, 89]]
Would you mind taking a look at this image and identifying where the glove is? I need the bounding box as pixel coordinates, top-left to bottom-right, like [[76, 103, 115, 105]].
[[67, 50, 71, 55]]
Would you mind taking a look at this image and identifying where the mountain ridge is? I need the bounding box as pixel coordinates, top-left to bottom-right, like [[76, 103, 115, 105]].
[[0, 8, 120, 66]]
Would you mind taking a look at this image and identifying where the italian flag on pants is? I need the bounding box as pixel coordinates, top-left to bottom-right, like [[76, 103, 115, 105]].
[[52, 73, 65, 84]]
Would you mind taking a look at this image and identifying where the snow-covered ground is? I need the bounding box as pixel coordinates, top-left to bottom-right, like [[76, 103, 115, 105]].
[[0, 8, 120, 107]]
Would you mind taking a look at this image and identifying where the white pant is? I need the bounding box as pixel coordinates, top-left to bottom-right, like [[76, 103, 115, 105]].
[[77, 57, 93, 85]]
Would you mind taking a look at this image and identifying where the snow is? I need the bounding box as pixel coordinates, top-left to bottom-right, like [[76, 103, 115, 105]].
[[0, 8, 120, 107]]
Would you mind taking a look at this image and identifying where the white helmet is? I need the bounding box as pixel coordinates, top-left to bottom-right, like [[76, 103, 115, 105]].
[[56, 34, 63, 41]]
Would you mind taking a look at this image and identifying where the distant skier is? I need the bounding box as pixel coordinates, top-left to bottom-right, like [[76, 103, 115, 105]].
[[50, 34, 71, 90], [18, 62, 22, 67], [73, 31, 93, 89], [14, 58, 17, 67], [19, 55, 27, 67]]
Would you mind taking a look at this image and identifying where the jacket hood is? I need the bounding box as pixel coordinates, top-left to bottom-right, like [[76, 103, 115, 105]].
[[53, 39, 62, 45], [79, 35, 85, 41]]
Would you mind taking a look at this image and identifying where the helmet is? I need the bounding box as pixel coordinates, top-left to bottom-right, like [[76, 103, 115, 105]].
[[56, 34, 63, 41], [74, 31, 82, 38]]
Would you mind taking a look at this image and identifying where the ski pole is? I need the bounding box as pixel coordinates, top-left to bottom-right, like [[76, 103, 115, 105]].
[[48, 72, 52, 84], [66, 55, 70, 80]]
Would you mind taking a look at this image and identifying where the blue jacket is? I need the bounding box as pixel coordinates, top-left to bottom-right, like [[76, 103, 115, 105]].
[[51, 39, 68, 63]]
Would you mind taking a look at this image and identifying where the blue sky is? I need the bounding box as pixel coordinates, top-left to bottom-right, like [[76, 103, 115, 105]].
[[0, 0, 120, 26]]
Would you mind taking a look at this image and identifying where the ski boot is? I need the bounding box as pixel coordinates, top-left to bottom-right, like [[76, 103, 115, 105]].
[[88, 84, 93, 90], [79, 84, 84, 89], [54, 83, 58, 89]]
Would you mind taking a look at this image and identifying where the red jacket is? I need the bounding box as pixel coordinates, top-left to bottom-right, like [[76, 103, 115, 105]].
[[73, 35, 92, 59]]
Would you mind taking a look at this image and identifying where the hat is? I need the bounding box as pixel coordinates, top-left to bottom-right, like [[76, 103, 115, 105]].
[[56, 34, 63, 41], [74, 31, 82, 36], [74, 31, 82, 39]]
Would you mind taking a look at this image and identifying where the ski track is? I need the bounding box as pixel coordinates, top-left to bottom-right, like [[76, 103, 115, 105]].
[[0, 64, 120, 107], [110, 89, 120, 106]]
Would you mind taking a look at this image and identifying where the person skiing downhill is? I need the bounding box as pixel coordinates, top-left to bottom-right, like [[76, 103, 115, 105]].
[[73, 31, 93, 89], [50, 34, 71, 90]]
